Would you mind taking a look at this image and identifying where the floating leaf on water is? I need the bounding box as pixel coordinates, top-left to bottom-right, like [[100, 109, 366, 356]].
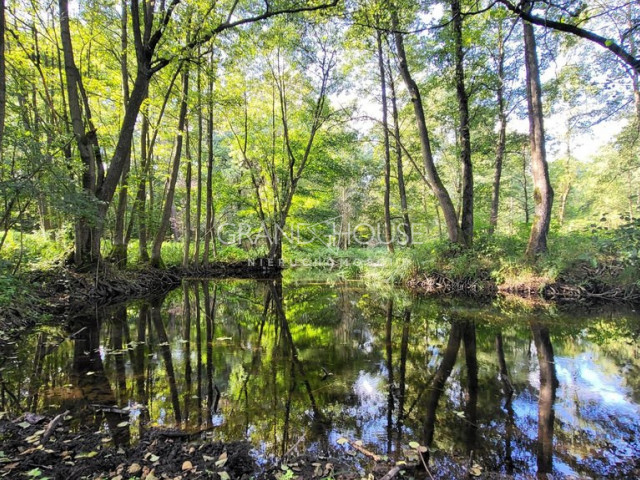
[[216, 337, 232, 341], [116, 422, 129, 428], [454, 410, 465, 418], [336, 437, 348, 445], [408, 441, 420, 450], [85, 371, 95, 376], [158, 342, 170, 347], [354, 440, 363, 447]]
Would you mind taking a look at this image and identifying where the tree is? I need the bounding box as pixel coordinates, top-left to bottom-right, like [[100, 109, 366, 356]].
[[451, 0, 473, 245], [57, 0, 339, 267], [391, 7, 463, 245], [376, 29, 394, 253], [522, 3, 554, 257]]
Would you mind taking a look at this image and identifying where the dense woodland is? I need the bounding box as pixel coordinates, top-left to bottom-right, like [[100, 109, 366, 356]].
[[0, 0, 639, 281]]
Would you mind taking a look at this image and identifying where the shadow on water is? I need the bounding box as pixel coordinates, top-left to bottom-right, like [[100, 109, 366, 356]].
[[1, 277, 640, 478]]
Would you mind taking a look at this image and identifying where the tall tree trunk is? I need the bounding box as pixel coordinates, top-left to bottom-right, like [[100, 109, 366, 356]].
[[183, 125, 192, 267], [194, 48, 203, 267], [489, 23, 507, 235], [377, 30, 394, 253], [59, 0, 101, 265], [391, 10, 462, 244], [111, 0, 131, 267], [523, 8, 554, 257], [150, 65, 189, 267], [137, 111, 150, 262], [203, 55, 214, 267], [452, 0, 473, 246], [522, 147, 530, 224], [387, 56, 412, 246], [0, 0, 5, 162], [559, 183, 570, 226]]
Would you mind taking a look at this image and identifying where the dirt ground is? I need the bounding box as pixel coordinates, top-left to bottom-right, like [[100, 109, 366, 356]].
[[0, 413, 412, 480]]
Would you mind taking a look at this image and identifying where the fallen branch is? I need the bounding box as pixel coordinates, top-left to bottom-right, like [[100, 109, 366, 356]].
[[347, 438, 381, 462], [41, 410, 70, 444], [379, 465, 402, 480]]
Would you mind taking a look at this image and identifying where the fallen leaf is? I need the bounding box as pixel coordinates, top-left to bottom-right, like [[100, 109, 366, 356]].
[[128, 463, 142, 475], [215, 451, 227, 467], [469, 463, 483, 477], [181, 460, 193, 471], [218, 472, 230, 480]]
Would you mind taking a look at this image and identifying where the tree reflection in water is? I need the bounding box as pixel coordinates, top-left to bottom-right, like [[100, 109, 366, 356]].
[[1, 279, 638, 477]]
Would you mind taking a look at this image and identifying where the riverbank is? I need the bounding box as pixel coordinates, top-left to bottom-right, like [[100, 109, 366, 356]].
[[2, 254, 639, 345], [0, 262, 281, 344]]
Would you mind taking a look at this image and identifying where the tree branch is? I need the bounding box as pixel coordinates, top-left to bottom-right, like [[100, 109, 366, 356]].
[[497, 0, 640, 74]]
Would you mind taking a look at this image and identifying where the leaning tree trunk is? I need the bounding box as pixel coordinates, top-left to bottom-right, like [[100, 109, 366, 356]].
[[150, 66, 189, 267], [391, 10, 462, 244], [388, 56, 412, 246], [452, 0, 473, 246], [377, 30, 394, 253], [523, 8, 553, 258]]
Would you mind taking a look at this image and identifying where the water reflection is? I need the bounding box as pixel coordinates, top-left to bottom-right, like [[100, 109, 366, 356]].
[[1, 278, 639, 478]]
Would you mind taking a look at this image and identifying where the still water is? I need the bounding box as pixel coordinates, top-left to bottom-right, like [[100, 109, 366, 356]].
[[1, 278, 639, 478]]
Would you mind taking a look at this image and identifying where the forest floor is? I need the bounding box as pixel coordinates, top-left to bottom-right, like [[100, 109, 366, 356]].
[[0, 411, 552, 480], [0, 411, 425, 480]]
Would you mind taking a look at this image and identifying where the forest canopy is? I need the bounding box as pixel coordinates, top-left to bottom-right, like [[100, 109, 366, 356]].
[[0, 0, 638, 275]]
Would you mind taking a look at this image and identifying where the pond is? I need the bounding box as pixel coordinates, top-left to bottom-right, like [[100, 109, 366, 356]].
[[1, 277, 639, 478]]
